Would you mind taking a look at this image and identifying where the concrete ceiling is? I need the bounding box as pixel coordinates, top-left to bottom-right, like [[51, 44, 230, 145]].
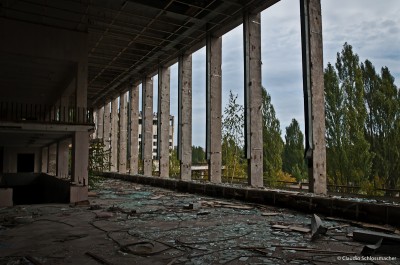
[[0, 131, 70, 148], [0, 0, 280, 108], [0, 52, 75, 105]]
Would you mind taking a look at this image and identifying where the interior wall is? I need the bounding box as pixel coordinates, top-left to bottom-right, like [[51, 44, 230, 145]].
[[2, 147, 42, 173]]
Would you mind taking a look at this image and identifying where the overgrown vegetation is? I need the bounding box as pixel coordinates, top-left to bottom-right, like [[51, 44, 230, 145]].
[[218, 42, 399, 195], [325, 42, 400, 194], [222, 91, 246, 182], [88, 139, 110, 189]]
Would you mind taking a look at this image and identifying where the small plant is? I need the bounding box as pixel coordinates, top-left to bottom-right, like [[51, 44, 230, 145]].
[[88, 139, 111, 189]]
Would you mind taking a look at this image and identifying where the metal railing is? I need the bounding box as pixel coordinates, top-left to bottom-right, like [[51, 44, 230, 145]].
[[0, 102, 94, 125]]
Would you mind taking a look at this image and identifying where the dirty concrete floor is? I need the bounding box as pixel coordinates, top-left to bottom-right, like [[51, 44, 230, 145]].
[[0, 178, 399, 265]]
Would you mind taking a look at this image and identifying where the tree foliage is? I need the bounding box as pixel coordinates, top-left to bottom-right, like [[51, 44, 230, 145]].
[[261, 87, 284, 184], [192, 146, 206, 164], [88, 139, 110, 188], [362, 62, 400, 191], [282, 119, 307, 181], [325, 42, 400, 193], [325, 43, 372, 187], [222, 91, 246, 181], [169, 148, 180, 178]]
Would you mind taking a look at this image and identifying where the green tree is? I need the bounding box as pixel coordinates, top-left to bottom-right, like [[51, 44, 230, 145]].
[[362, 62, 400, 191], [222, 91, 246, 181], [324, 62, 347, 185], [192, 146, 206, 164], [325, 43, 372, 188], [169, 147, 180, 178], [282, 119, 307, 181], [261, 87, 283, 185]]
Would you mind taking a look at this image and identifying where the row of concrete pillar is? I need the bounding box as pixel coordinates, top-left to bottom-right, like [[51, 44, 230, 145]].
[[41, 132, 89, 186], [94, 0, 327, 194], [93, 12, 264, 187]]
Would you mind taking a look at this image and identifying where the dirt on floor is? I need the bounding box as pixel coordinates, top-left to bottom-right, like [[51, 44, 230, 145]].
[[0, 178, 399, 265]]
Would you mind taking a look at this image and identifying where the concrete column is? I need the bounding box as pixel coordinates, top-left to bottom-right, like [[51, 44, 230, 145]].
[[158, 66, 171, 178], [92, 109, 98, 139], [300, 0, 327, 195], [110, 97, 119, 172], [57, 139, 69, 178], [71, 131, 89, 185], [130, 85, 140, 175], [97, 106, 104, 139], [178, 54, 192, 181], [41, 147, 48, 173], [48, 143, 57, 175], [76, 60, 88, 123], [119, 92, 128, 173], [60, 96, 69, 123], [206, 35, 222, 183], [103, 102, 111, 151], [142, 77, 153, 176], [244, 12, 263, 187]]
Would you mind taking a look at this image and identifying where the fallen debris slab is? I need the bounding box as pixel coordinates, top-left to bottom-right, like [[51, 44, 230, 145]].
[[353, 229, 400, 244], [361, 238, 383, 256], [354, 229, 400, 257], [325, 217, 397, 233], [311, 214, 327, 240]]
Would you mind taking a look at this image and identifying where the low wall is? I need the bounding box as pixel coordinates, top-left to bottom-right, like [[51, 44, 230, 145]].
[[102, 172, 400, 227], [0, 173, 70, 204]]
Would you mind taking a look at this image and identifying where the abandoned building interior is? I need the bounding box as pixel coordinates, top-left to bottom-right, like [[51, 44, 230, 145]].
[[0, 0, 399, 264]]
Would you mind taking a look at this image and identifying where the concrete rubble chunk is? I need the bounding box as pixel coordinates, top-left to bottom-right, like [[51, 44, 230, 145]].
[[361, 238, 383, 256], [311, 214, 327, 240]]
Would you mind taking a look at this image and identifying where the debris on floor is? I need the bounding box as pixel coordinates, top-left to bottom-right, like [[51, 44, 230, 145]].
[[0, 178, 399, 264]]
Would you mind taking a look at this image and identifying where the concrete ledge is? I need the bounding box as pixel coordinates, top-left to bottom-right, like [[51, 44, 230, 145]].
[[101, 172, 400, 226], [0, 188, 13, 207]]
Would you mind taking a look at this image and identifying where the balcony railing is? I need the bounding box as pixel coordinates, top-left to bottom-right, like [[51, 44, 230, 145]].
[[0, 102, 94, 125]]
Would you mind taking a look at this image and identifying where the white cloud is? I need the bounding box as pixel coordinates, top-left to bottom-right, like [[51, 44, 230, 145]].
[[167, 0, 400, 147]]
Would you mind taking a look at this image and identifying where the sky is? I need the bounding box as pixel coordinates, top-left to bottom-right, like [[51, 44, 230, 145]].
[[145, 0, 400, 148]]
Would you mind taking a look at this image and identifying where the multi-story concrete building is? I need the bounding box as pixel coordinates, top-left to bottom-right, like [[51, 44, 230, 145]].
[[138, 113, 174, 160]]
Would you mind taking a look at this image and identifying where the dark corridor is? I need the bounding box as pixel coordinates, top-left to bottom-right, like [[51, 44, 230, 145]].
[[17, 153, 34, 173]]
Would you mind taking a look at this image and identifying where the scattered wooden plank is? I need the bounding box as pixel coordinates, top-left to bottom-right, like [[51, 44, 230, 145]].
[[174, 194, 190, 197], [85, 252, 114, 265], [355, 222, 396, 233], [25, 256, 43, 265], [213, 200, 237, 206], [281, 247, 356, 255], [325, 217, 396, 233], [328, 224, 350, 230], [150, 195, 165, 200], [261, 212, 279, 216], [221, 205, 254, 210], [289, 226, 311, 233], [272, 224, 289, 229], [166, 258, 177, 265]]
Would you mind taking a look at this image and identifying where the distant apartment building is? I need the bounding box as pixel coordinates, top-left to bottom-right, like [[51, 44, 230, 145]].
[[138, 113, 174, 160]]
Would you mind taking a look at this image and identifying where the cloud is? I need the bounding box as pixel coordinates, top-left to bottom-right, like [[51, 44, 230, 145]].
[[157, 0, 400, 147]]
